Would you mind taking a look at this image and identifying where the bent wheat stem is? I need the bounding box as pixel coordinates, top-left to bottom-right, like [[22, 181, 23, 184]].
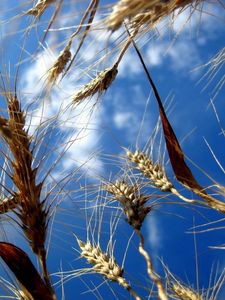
[[136, 230, 168, 300]]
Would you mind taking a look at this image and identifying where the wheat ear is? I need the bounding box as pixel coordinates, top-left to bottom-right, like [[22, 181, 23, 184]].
[[0, 93, 54, 296], [171, 282, 203, 300], [105, 180, 151, 230], [77, 238, 141, 300], [47, 39, 72, 85], [127, 149, 196, 203], [72, 65, 118, 104], [106, 0, 198, 32]]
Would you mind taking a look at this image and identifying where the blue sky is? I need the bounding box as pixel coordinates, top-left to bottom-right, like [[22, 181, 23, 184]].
[[0, 1, 225, 299]]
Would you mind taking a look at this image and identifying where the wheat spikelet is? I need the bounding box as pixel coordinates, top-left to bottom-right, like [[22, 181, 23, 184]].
[[171, 282, 203, 300], [106, 0, 197, 31], [126, 150, 173, 192], [105, 180, 151, 229], [73, 65, 118, 104], [47, 40, 72, 85], [0, 196, 19, 214], [26, 0, 55, 17]]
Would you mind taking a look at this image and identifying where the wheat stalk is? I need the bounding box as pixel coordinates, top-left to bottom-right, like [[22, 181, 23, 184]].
[[105, 178, 168, 300]]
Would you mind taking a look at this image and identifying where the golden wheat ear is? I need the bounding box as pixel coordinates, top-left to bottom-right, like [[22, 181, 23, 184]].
[[72, 65, 118, 104], [105, 0, 202, 32], [47, 39, 72, 86], [75, 237, 141, 300]]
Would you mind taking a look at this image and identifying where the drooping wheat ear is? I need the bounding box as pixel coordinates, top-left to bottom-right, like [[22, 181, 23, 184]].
[[77, 238, 141, 300], [2, 93, 53, 295], [105, 180, 151, 230], [26, 0, 55, 18], [47, 39, 72, 85], [126, 149, 195, 203], [171, 282, 203, 300], [105, 0, 197, 32], [72, 65, 118, 104]]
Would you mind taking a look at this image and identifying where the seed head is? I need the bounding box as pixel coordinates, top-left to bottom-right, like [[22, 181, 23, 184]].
[[77, 239, 128, 285], [171, 282, 203, 300], [105, 180, 151, 230], [127, 150, 173, 192], [73, 66, 118, 104], [47, 41, 72, 85]]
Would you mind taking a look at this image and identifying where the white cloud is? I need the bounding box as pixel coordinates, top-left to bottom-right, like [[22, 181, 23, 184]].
[[146, 44, 165, 67], [113, 111, 135, 129], [146, 214, 161, 249]]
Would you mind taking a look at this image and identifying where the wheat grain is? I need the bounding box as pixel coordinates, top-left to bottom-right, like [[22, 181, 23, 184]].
[[0, 116, 13, 140], [126, 149, 197, 203]]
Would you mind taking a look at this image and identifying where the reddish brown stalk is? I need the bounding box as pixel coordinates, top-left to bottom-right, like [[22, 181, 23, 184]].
[[0, 242, 55, 300], [129, 32, 225, 214]]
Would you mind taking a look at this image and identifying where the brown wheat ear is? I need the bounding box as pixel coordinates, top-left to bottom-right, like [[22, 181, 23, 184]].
[[26, 0, 56, 18], [72, 65, 118, 104], [1, 92, 54, 296], [105, 180, 151, 230]]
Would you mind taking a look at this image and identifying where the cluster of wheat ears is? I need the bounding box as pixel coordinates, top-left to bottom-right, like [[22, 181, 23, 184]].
[[0, 0, 224, 299]]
